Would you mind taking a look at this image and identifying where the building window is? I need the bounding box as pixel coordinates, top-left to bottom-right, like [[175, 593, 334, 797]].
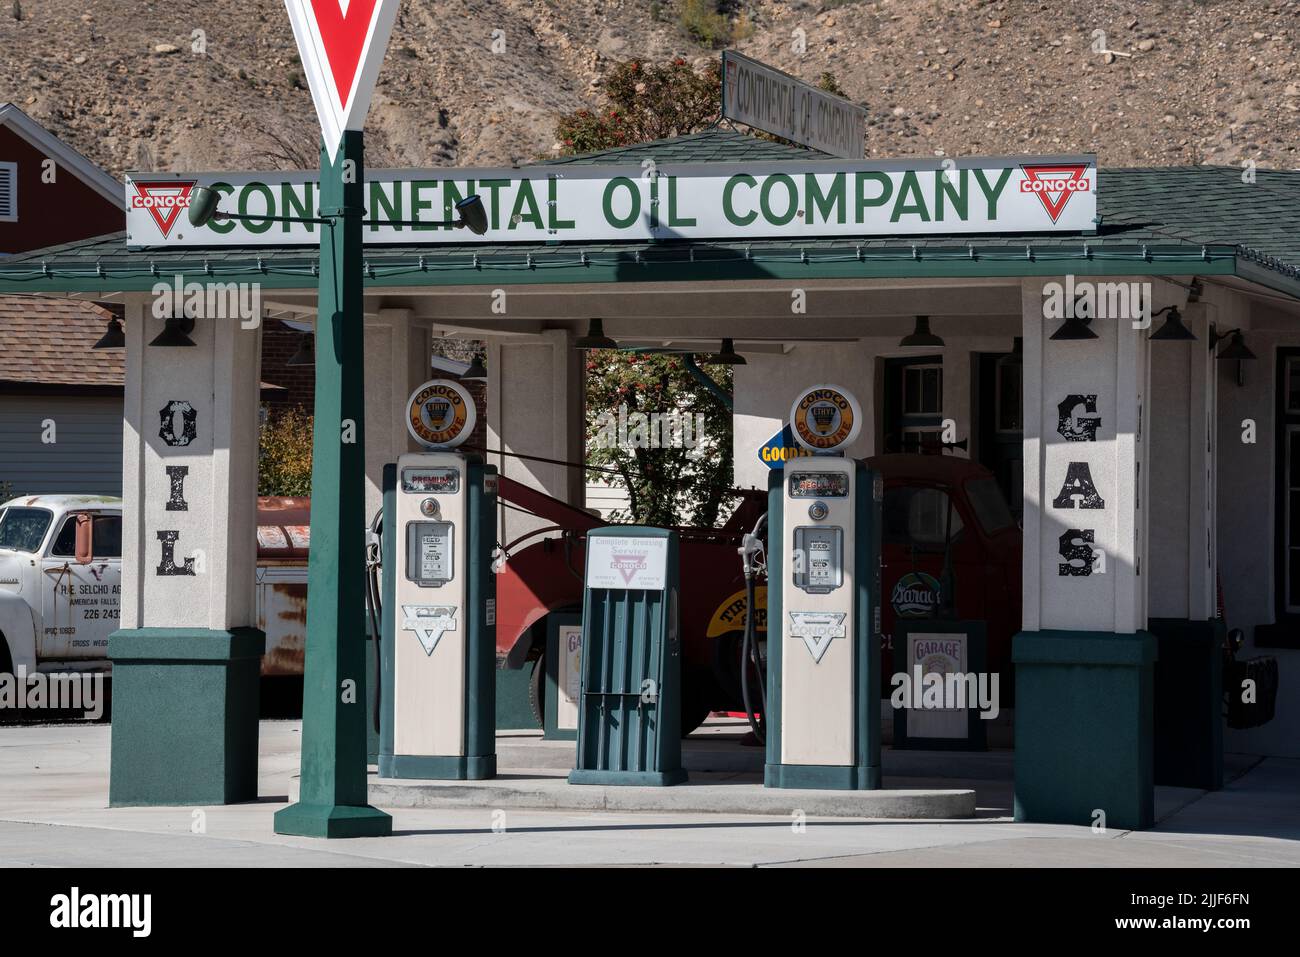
[[900, 361, 943, 451], [1286, 355, 1300, 415], [0, 161, 16, 222]]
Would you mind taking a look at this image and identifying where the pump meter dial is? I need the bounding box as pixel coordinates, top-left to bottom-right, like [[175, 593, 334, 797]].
[[808, 501, 829, 521]]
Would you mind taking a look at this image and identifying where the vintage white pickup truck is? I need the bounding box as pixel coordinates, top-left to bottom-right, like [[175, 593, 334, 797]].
[[0, 494, 309, 676]]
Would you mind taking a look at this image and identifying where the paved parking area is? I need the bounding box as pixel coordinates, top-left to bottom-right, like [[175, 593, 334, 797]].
[[0, 721, 1295, 867]]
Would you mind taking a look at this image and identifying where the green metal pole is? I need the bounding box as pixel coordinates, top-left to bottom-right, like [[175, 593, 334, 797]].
[[274, 131, 392, 838]]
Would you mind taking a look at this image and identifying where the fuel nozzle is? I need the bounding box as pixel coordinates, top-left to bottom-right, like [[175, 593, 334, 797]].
[[738, 512, 768, 580]]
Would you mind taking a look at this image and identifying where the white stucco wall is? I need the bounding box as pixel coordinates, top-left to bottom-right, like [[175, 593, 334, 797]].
[[732, 320, 1020, 490], [487, 330, 584, 546], [362, 308, 434, 523], [1146, 298, 1217, 621], [1021, 277, 1148, 634], [120, 296, 260, 632]]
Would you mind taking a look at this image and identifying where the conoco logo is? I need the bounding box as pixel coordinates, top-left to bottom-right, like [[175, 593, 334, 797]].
[[131, 180, 196, 238], [1019, 164, 1091, 224], [610, 554, 647, 584]]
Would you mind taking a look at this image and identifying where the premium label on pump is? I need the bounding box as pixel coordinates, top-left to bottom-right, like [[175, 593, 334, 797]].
[[789, 385, 862, 452], [405, 379, 477, 449]]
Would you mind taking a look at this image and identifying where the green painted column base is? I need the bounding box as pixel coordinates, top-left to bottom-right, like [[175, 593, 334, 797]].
[[765, 763, 881, 790], [1150, 618, 1224, 790], [272, 801, 392, 839], [1012, 630, 1156, 830], [568, 768, 688, 786], [108, 628, 265, 807], [378, 753, 496, 780]]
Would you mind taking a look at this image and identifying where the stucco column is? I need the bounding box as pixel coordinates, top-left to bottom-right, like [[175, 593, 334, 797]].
[[1148, 301, 1217, 619], [363, 308, 433, 523], [1014, 275, 1157, 829], [487, 329, 584, 546], [110, 292, 266, 806]]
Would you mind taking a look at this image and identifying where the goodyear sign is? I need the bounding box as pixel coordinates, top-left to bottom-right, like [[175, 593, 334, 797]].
[[758, 425, 816, 470], [125, 156, 1097, 247]]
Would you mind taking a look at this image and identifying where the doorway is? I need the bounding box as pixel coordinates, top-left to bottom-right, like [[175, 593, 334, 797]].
[[975, 344, 1023, 520]]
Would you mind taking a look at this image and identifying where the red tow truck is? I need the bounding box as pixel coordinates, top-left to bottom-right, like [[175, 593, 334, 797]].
[[497, 453, 1023, 729]]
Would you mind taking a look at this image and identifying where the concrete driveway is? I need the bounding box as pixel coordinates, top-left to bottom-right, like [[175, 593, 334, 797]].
[[0, 721, 1295, 867]]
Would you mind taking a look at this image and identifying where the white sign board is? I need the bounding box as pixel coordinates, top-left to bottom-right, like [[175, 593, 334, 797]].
[[557, 623, 583, 732], [585, 536, 669, 591], [723, 51, 866, 159], [905, 631, 968, 740], [124, 157, 1097, 246], [283, 0, 400, 154]]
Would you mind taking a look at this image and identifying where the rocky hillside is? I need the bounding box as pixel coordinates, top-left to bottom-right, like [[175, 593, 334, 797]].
[[0, 0, 1295, 177]]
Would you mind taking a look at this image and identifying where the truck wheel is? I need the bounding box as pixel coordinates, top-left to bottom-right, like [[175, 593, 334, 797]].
[[528, 653, 545, 728], [0, 633, 11, 676]]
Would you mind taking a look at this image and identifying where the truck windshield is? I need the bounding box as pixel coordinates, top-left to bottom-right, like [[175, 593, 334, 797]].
[[0, 507, 53, 553]]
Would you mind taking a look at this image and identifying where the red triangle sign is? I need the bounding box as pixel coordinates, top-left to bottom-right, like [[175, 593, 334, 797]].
[[284, 0, 400, 153], [1019, 164, 1092, 224], [130, 180, 196, 238]]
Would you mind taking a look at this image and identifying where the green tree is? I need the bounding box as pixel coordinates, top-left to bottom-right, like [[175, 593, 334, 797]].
[[585, 351, 735, 527], [258, 406, 313, 496], [555, 59, 722, 155], [554, 60, 853, 157]]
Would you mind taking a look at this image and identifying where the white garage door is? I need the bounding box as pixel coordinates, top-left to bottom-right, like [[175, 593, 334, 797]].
[[0, 394, 124, 496]]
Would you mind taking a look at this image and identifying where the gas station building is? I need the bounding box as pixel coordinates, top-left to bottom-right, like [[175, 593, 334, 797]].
[[2, 128, 1297, 828]]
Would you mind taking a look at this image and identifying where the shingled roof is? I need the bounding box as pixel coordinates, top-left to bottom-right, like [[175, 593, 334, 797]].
[[0, 295, 123, 389]]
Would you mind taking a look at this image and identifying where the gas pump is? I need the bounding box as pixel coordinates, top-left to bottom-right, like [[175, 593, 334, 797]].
[[763, 385, 882, 790], [378, 379, 498, 780]]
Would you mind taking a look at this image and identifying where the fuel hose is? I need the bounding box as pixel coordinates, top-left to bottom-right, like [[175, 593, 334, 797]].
[[739, 512, 768, 744], [366, 508, 384, 734]]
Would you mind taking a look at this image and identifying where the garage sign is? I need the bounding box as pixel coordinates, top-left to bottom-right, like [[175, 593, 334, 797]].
[[124, 155, 1097, 246]]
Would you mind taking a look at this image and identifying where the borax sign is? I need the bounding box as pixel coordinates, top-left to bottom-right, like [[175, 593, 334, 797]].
[[126, 156, 1097, 247]]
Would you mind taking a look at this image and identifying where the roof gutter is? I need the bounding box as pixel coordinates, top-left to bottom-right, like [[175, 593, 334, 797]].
[[0, 244, 1251, 295]]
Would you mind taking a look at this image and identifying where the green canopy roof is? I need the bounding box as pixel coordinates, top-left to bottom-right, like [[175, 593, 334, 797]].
[[1, 128, 1296, 298]]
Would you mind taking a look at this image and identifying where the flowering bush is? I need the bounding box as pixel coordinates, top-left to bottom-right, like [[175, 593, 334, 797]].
[[554, 59, 722, 155]]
